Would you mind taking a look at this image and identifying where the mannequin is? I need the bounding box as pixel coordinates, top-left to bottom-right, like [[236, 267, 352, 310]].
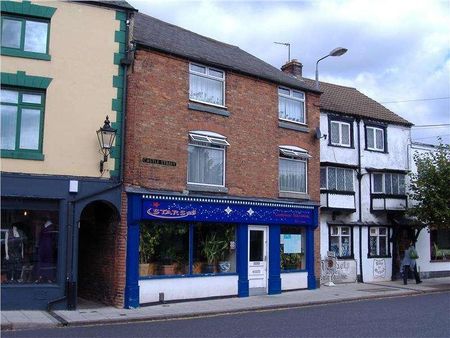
[[4, 224, 26, 282], [37, 219, 58, 282]]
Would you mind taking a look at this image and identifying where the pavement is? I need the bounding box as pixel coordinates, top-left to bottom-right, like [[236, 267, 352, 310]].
[[2, 276, 450, 331]]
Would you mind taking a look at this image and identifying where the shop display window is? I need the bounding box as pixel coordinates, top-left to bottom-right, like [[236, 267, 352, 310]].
[[280, 226, 306, 271], [139, 221, 236, 277], [1, 199, 59, 284]]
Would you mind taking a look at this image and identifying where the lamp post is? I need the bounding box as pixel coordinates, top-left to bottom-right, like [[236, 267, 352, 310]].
[[315, 47, 347, 90], [96, 115, 117, 173]]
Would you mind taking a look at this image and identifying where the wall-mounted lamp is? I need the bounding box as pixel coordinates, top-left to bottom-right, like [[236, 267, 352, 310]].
[[96, 116, 117, 173]]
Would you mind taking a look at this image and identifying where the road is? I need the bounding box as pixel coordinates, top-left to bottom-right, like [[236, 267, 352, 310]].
[[3, 292, 450, 338]]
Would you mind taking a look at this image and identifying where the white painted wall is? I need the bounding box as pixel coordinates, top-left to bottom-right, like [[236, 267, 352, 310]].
[[281, 272, 308, 290], [139, 275, 239, 304]]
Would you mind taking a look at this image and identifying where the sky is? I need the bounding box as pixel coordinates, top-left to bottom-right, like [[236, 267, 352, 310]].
[[127, 0, 450, 145]]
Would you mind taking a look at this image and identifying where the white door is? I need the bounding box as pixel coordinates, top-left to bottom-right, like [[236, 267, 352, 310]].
[[248, 226, 268, 293]]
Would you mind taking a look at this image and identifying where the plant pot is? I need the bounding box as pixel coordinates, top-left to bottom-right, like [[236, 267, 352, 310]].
[[139, 263, 150, 276], [193, 262, 203, 274], [202, 264, 217, 273], [148, 263, 158, 275], [160, 264, 177, 275]]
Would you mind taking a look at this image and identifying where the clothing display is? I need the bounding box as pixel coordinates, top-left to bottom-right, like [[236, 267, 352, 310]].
[[5, 226, 26, 281], [37, 221, 58, 282]]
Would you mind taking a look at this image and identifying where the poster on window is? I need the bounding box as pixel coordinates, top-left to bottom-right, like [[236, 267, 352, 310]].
[[281, 234, 301, 253]]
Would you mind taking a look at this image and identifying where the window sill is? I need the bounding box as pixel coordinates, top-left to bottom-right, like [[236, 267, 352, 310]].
[[187, 183, 228, 193], [328, 143, 354, 149], [188, 102, 230, 117], [278, 120, 309, 133], [1, 48, 51, 61], [279, 191, 310, 200], [365, 148, 388, 154], [367, 255, 391, 259], [321, 190, 355, 196], [1, 150, 44, 161]]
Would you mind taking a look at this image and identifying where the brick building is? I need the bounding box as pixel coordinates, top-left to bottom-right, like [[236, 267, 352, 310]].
[[122, 13, 322, 307]]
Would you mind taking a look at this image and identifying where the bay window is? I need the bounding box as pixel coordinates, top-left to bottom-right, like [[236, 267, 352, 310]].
[[320, 167, 354, 192], [372, 173, 406, 195]]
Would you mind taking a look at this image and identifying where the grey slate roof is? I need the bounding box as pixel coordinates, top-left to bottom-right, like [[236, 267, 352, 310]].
[[133, 13, 320, 93], [303, 79, 413, 126], [77, 1, 136, 11]]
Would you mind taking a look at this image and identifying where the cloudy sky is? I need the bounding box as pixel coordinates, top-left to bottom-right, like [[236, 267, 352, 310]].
[[128, 0, 450, 144]]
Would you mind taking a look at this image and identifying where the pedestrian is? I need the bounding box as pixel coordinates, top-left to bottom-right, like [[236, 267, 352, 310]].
[[401, 241, 422, 285]]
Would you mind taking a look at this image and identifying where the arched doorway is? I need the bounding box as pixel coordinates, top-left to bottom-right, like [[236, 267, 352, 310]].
[[78, 201, 119, 305]]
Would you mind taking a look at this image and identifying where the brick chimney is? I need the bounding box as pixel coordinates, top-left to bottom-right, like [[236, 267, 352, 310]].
[[281, 59, 303, 78]]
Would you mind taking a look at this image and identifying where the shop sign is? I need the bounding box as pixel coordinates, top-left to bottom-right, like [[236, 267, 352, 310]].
[[142, 199, 314, 225], [320, 259, 357, 284], [142, 158, 176, 167]]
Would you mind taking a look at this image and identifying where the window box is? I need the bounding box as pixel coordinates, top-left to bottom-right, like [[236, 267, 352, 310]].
[[278, 87, 306, 125], [189, 63, 225, 107]]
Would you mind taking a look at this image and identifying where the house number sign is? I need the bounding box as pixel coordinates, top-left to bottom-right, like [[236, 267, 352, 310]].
[[142, 157, 176, 167]]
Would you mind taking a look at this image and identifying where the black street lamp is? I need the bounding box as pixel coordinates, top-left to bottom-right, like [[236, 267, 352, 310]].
[[96, 115, 117, 173]]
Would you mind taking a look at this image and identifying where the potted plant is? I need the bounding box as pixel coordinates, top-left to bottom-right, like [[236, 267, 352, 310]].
[[218, 227, 234, 272], [202, 233, 228, 273], [139, 225, 160, 276]]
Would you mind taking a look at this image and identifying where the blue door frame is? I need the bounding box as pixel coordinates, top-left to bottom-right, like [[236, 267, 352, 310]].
[[124, 193, 319, 308]]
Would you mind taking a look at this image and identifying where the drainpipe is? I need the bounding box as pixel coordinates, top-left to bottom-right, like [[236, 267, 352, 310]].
[[357, 118, 364, 283]]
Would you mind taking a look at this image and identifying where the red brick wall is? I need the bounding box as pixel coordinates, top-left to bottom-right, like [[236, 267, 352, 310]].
[[125, 49, 320, 202]]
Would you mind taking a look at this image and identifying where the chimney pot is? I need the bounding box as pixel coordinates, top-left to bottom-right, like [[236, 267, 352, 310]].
[[281, 59, 303, 78]]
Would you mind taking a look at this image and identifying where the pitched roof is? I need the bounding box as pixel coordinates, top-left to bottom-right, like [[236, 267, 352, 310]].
[[303, 79, 412, 126], [77, 1, 136, 11], [133, 13, 320, 93]]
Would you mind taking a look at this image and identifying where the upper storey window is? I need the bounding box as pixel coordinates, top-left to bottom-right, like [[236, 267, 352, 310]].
[[366, 125, 386, 152], [279, 146, 310, 194], [189, 63, 225, 107], [278, 87, 305, 125], [330, 121, 351, 147]]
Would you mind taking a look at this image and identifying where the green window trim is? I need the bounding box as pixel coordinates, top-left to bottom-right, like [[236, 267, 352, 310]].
[[1, 71, 52, 89], [1, 13, 52, 61], [1, 150, 44, 161], [1, 1, 57, 19]]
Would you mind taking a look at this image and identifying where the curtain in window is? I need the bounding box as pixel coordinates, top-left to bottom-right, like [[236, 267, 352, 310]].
[[375, 129, 384, 149], [330, 122, 340, 144], [188, 145, 224, 185], [344, 169, 353, 191], [0, 105, 17, 150], [341, 124, 350, 145], [279, 96, 304, 123], [367, 128, 374, 148], [328, 168, 336, 190], [320, 168, 327, 188], [336, 168, 345, 190], [189, 74, 223, 105], [279, 159, 306, 192], [373, 174, 383, 192], [384, 173, 392, 194]]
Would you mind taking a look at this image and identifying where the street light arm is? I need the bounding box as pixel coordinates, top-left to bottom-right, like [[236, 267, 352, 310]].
[[315, 54, 330, 90]]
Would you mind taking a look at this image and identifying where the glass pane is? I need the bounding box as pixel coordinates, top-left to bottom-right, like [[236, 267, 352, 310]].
[[379, 236, 387, 256], [341, 227, 350, 235], [19, 108, 40, 150], [188, 145, 224, 185], [1, 105, 17, 150], [22, 93, 42, 104], [399, 175, 406, 194], [280, 226, 305, 270], [345, 169, 353, 191], [190, 64, 206, 74], [1, 90, 19, 103], [279, 159, 306, 192], [336, 168, 345, 191], [1, 206, 59, 284], [279, 96, 304, 123], [1, 19, 22, 48], [379, 227, 387, 235], [367, 127, 374, 148], [369, 236, 377, 255], [189, 73, 224, 105], [328, 167, 336, 190], [376, 129, 384, 150], [331, 226, 338, 235], [194, 223, 236, 274], [385, 174, 392, 194], [330, 122, 340, 144], [249, 230, 264, 261], [341, 123, 350, 145], [292, 91, 304, 99], [373, 174, 383, 192], [320, 168, 327, 189], [392, 174, 399, 194], [330, 236, 340, 256], [208, 68, 224, 78], [24, 20, 48, 53], [278, 87, 290, 96], [341, 236, 351, 256]]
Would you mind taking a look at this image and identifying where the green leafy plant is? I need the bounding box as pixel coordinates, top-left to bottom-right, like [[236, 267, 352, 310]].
[[202, 233, 228, 265], [139, 225, 160, 264]]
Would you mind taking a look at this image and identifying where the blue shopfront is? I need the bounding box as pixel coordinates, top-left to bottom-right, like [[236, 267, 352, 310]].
[[124, 192, 319, 308]]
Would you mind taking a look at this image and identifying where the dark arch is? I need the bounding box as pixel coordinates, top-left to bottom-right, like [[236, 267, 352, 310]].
[[78, 200, 119, 305]]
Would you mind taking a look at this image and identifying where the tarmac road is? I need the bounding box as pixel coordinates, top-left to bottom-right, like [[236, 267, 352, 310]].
[[3, 292, 450, 338]]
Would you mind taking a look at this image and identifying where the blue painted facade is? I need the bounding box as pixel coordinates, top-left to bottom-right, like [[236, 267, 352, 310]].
[[124, 192, 319, 308], [0, 172, 121, 310]]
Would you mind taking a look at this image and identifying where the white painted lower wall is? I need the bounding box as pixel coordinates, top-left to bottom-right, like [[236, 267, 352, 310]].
[[281, 272, 308, 290], [139, 275, 239, 304]]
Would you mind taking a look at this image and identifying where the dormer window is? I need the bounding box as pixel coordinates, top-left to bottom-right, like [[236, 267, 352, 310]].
[[187, 131, 229, 187], [189, 63, 225, 107], [279, 146, 310, 194], [278, 87, 305, 125]]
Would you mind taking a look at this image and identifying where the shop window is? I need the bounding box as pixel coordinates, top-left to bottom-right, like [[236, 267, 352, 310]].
[[329, 226, 352, 258], [430, 228, 450, 261], [189, 63, 225, 106], [1, 200, 59, 284], [139, 221, 236, 277], [369, 226, 390, 257], [278, 87, 305, 124], [280, 226, 306, 271]]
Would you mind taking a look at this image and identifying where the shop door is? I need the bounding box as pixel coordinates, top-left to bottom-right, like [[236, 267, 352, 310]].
[[248, 226, 268, 294]]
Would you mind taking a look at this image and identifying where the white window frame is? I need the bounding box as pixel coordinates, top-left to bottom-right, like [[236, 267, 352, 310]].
[[189, 63, 225, 108], [366, 126, 385, 151], [369, 226, 389, 257], [320, 167, 354, 192], [187, 131, 228, 187], [278, 87, 306, 125], [330, 120, 351, 147], [372, 173, 406, 195], [330, 226, 352, 257], [278, 146, 309, 194]]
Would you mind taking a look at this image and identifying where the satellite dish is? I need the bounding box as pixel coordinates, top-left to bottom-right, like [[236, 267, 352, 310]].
[[315, 127, 327, 140]]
